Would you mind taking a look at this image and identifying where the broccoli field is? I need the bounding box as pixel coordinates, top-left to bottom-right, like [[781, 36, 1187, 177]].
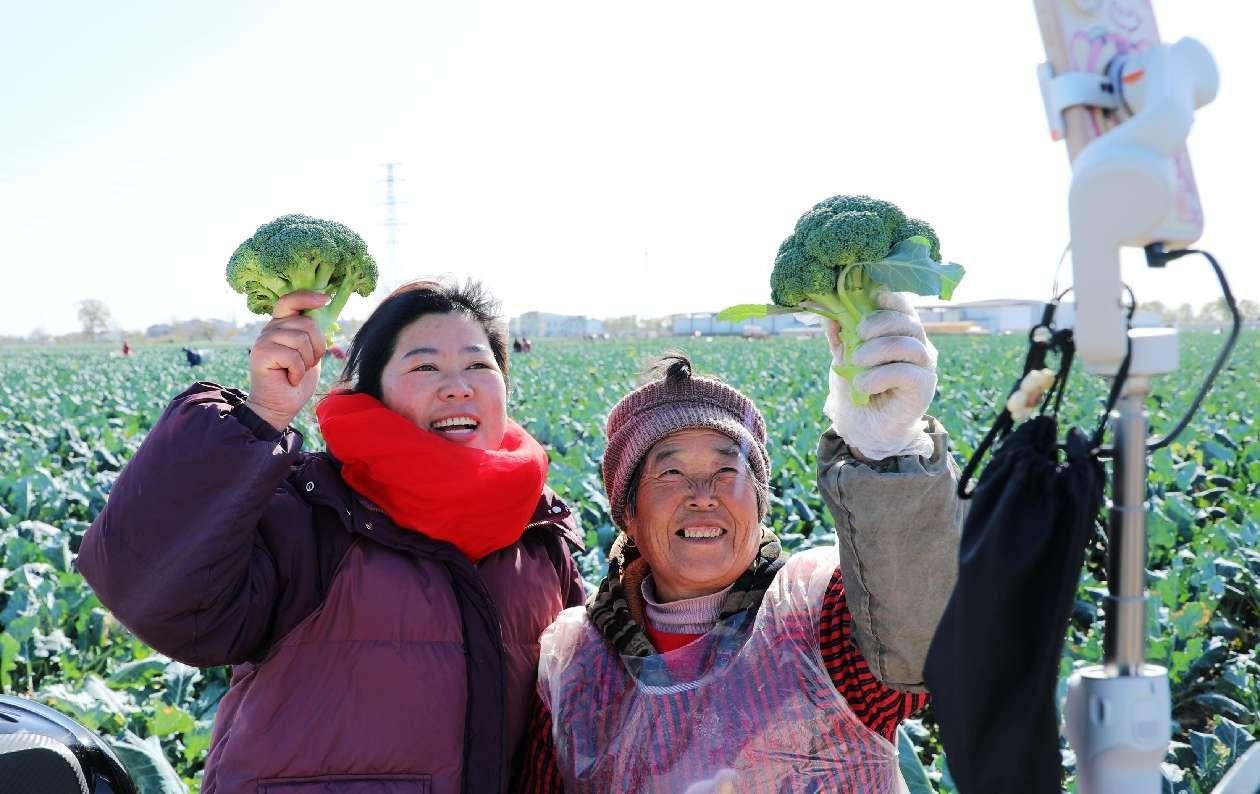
[[0, 332, 1256, 792]]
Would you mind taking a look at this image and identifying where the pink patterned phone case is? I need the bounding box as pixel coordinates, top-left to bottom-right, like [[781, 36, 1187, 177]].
[[1034, 0, 1203, 242]]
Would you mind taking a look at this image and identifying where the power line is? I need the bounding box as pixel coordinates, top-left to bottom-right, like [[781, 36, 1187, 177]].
[[380, 162, 407, 291]]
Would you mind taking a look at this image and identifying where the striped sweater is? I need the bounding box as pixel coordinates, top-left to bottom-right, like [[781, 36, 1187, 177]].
[[515, 561, 929, 792]]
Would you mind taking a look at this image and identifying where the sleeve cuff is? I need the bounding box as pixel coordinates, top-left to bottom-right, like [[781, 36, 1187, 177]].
[[825, 416, 950, 474], [220, 388, 292, 444]]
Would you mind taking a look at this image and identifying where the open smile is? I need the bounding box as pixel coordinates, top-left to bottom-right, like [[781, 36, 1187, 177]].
[[675, 525, 727, 541], [430, 415, 480, 436]]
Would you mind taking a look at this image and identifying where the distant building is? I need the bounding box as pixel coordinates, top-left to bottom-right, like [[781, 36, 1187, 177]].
[[512, 300, 1100, 340], [514, 312, 604, 338], [669, 312, 818, 337], [915, 299, 1075, 334]]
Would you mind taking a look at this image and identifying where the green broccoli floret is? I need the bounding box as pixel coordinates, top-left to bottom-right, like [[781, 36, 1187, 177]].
[[718, 194, 964, 406], [769, 237, 846, 314], [226, 214, 379, 341], [804, 194, 907, 242], [897, 217, 941, 261]]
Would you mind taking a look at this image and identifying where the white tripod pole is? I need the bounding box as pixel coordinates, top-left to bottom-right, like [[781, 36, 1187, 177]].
[[1064, 366, 1175, 794]]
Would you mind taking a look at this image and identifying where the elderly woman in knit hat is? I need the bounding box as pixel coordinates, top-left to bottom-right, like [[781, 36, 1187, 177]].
[[516, 295, 963, 793]]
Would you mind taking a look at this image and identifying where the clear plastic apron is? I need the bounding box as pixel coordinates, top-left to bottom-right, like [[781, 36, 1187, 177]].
[[538, 547, 907, 794]]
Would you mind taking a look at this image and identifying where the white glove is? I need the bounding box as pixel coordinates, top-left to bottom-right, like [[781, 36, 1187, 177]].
[[823, 290, 938, 461]]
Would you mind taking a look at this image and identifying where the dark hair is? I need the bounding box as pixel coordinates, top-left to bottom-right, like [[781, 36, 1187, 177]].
[[641, 349, 693, 387], [339, 279, 509, 399]]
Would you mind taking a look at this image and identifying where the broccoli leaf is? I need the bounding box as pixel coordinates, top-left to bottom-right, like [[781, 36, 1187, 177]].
[[864, 236, 966, 300], [715, 304, 797, 323]]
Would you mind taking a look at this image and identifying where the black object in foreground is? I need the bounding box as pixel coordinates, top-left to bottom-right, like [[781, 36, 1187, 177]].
[[925, 416, 1105, 794], [0, 696, 138, 794]]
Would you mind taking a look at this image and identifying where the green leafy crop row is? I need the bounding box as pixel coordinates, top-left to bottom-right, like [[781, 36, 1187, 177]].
[[0, 331, 1255, 792]]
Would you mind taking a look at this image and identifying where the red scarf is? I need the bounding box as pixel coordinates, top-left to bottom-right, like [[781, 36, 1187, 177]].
[[315, 391, 549, 561]]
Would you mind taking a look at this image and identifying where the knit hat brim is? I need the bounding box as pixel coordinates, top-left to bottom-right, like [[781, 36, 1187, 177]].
[[603, 400, 770, 531]]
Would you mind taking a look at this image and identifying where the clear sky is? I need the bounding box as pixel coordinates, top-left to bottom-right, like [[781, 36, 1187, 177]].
[[2, 1, 1254, 337]]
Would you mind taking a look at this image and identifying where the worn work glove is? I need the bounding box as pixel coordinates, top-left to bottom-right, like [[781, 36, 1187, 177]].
[[823, 290, 938, 461]]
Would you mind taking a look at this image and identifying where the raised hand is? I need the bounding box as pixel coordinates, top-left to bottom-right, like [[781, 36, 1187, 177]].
[[823, 290, 938, 461], [243, 291, 330, 431]]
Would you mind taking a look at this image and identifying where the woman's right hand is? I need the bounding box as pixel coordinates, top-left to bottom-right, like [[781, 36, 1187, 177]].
[[243, 291, 329, 431]]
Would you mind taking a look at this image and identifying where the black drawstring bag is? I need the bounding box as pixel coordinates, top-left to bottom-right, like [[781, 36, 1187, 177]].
[[924, 307, 1108, 794]]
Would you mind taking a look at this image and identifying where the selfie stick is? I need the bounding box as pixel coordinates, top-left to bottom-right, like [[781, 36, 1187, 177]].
[[1036, 26, 1225, 794]]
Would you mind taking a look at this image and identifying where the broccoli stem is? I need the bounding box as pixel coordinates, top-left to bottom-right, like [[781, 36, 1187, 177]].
[[805, 293, 847, 322], [850, 288, 876, 316], [835, 289, 863, 330], [829, 264, 873, 406], [307, 276, 358, 341], [283, 259, 330, 293], [800, 279, 872, 406], [831, 291, 871, 406], [314, 260, 336, 291]]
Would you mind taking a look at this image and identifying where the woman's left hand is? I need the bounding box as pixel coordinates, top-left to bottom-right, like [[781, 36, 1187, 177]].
[[823, 290, 938, 461]]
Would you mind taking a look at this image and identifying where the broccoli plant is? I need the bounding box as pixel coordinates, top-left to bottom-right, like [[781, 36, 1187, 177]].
[[718, 195, 964, 405], [226, 214, 379, 342]]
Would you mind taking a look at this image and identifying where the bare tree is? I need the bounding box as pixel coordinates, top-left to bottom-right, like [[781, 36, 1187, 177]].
[[77, 299, 112, 340], [602, 315, 640, 337], [1175, 303, 1196, 325], [1197, 298, 1232, 325], [183, 319, 211, 341], [1136, 301, 1172, 324]]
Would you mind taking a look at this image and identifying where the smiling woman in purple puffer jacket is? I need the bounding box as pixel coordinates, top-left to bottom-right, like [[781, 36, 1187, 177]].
[[76, 280, 585, 794]]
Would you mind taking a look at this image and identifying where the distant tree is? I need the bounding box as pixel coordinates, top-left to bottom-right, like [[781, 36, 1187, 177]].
[[184, 319, 213, 341], [145, 323, 175, 339], [1198, 298, 1232, 325], [1236, 299, 1260, 323], [1136, 301, 1172, 323], [1175, 303, 1196, 325], [77, 299, 112, 340], [28, 327, 50, 345], [602, 315, 639, 336]]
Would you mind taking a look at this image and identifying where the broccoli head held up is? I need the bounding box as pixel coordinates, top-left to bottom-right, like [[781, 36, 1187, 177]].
[[717, 194, 963, 405], [226, 214, 379, 342]]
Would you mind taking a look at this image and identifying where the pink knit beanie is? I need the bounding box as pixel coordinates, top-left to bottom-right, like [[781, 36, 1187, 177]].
[[602, 354, 770, 530]]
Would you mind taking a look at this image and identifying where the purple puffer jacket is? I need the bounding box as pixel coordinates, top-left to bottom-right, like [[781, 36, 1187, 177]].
[[75, 383, 586, 794]]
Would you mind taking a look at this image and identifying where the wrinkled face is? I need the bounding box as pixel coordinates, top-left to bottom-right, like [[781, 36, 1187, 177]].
[[625, 428, 762, 602], [379, 312, 507, 451]]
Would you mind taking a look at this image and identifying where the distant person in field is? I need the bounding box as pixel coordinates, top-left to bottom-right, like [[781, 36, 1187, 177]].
[[121, 341, 130, 356], [77, 280, 584, 794], [181, 347, 202, 366], [518, 299, 963, 792]]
